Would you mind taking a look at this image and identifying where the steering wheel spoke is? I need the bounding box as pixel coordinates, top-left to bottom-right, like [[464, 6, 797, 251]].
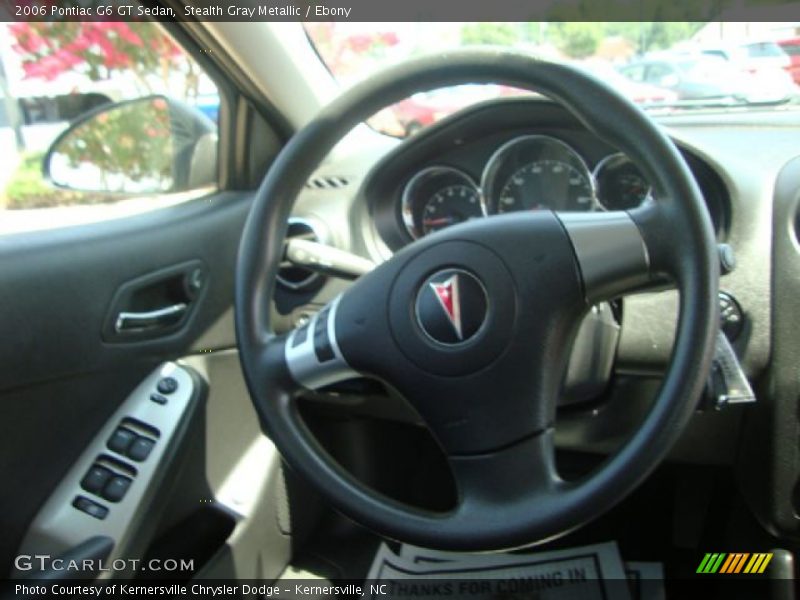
[[556, 210, 653, 303], [450, 429, 561, 516]]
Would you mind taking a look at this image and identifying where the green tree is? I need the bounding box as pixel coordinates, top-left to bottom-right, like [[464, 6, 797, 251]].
[[550, 23, 603, 58], [460, 23, 520, 47]]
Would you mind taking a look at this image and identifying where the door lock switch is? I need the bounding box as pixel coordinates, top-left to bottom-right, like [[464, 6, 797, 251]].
[[73, 496, 109, 520]]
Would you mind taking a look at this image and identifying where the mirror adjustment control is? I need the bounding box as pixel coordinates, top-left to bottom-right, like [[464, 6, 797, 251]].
[[80, 466, 113, 495], [102, 475, 132, 503], [107, 427, 136, 454], [73, 496, 108, 520], [150, 393, 167, 405], [156, 377, 178, 395]]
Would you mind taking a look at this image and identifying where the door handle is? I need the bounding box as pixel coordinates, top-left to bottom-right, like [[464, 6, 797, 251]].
[[115, 303, 188, 333]]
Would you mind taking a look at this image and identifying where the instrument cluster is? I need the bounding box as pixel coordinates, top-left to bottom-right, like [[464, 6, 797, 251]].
[[401, 134, 651, 239]]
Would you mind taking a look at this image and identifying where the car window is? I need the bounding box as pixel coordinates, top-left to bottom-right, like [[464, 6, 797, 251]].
[[0, 20, 219, 236], [701, 49, 729, 60], [619, 64, 646, 82], [745, 42, 784, 58], [644, 63, 672, 83], [305, 22, 800, 139]]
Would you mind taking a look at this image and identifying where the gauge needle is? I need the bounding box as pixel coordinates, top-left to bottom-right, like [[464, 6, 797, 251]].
[[423, 217, 456, 226]]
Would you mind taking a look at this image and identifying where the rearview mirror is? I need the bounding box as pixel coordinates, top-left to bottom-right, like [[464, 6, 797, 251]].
[[44, 95, 217, 195]]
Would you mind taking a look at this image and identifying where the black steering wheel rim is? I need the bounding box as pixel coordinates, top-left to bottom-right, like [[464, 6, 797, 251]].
[[235, 50, 719, 551]]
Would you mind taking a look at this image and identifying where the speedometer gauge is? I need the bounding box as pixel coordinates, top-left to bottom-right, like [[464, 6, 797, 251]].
[[402, 166, 484, 238], [482, 135, 596, 214], [497, 160, 594, 213]]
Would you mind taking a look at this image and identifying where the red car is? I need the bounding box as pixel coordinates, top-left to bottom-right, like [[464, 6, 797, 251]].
[[392, 85, 505, 135], [777, 38, 800, 85]]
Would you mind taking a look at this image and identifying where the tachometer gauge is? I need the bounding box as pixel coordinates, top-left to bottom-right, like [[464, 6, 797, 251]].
[[593, 153, 652, 210], [402, 166, 484, 238], [482, 135, 596, 214], [421, 184, 483, 235]]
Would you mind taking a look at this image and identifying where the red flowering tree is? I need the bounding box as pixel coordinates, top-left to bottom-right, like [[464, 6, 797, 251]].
[[8, 22, 198, 99], [304, 23, 400, 79]]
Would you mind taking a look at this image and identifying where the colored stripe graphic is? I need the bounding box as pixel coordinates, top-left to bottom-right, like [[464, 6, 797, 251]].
[[697, 553, 726, 573], [719, 554, 735, 573], [696, 554, 713, 573], [756, 553, 772, 574], [720, 553, 739, 573], [698, 553, 773, 574]]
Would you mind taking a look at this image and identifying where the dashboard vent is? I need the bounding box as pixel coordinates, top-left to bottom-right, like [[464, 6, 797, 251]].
[[278, 219, 323, 291], [305, 176, 350, 190]]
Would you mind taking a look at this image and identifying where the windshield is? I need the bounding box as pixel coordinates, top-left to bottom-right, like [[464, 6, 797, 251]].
[[305, 22, 800, 138]]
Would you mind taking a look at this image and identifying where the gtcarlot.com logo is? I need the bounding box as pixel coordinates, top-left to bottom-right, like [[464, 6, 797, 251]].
[[696, 552, 773, 575], [14, 554, 194, 574]]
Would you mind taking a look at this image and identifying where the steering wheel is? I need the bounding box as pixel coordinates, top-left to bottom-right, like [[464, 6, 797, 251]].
[[235, 51, 719, 551]]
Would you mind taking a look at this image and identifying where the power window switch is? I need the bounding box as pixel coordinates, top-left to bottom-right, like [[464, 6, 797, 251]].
[[80, 465, 113, 495], [127, 437, 155, 462], [73, 495, 108, 520], [102, 475, 132, 503], [107, 427, 136, 454]]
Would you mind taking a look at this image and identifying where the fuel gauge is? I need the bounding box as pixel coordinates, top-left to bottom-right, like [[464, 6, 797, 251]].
[[594, 153, 652, 211]]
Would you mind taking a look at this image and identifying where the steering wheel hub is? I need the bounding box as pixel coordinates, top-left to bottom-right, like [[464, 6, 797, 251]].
[[388, 238, 520, 377]]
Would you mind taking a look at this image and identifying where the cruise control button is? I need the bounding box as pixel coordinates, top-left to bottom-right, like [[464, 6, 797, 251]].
[[80, 465, 112, 495], [102, 476, 132, 503], [156, 377, 178, 395], [73, 496, 108, 520], [107, 428, 136, 454], [127, 437, 155, 462]]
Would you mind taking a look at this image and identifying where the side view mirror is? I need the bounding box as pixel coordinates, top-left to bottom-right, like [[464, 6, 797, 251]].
[[44, 95, 217, 195]]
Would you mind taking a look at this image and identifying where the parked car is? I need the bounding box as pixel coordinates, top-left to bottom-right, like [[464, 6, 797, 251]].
[[392, 85, 505, 135], [620, 54, 793, 104], [577, 62, 678, 105], [777, 38, 800, 85], [700, 40, 792, 74]]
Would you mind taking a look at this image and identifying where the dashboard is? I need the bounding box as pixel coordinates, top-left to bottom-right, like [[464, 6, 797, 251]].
[[364, 98, 730, 250]]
